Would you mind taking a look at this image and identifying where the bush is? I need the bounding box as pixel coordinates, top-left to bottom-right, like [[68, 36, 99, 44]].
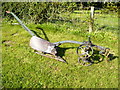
[[2, 2, 77, 24]]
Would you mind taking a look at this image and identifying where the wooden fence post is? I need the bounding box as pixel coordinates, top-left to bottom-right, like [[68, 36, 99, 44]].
[[89, 6, 94, 33]]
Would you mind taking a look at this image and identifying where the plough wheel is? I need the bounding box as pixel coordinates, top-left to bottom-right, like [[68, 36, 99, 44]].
[[77, 44, 94, 66]]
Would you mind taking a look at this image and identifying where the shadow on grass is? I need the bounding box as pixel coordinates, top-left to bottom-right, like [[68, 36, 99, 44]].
[[36, 27, 50, 41], [31, 27, 50, 42], [30, 29, 118, 65], [56, 46, 76, 57], [56, 47, 118, 65], [108, 54, 118, 61], [87, 50, 118, 65]]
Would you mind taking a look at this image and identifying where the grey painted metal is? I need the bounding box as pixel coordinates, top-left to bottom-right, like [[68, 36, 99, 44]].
[[7, 11, 57, 56], [30, 36, 57, 55], [94, 45, 108, 51], [10, 12, 36, 36], [53, 40, 84, 45]]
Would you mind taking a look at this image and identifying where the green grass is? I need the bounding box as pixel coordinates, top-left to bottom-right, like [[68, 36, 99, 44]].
[[2, 12, 118, 88]]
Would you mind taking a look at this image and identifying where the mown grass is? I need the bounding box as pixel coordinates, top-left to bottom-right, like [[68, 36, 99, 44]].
[[2, 12, 118, 88]]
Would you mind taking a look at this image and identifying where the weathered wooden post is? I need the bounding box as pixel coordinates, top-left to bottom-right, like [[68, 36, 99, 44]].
[[89, 6, 94, 33]]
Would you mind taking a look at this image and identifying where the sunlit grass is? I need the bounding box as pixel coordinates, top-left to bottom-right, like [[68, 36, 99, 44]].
[[2, 12, 118, 88]]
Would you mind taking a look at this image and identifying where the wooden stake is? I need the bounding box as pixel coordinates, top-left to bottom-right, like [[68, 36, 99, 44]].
[[89, 6, 94, 33]]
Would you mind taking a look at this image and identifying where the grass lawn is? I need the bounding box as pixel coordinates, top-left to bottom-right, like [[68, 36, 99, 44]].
[[2, 12, 118, 88]]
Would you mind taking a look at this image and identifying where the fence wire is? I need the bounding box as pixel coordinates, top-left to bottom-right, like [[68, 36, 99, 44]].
[[2, 2, 118, 32]]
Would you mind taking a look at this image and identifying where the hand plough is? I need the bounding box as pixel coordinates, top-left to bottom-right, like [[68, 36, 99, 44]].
[[6, 11, 110, 66]]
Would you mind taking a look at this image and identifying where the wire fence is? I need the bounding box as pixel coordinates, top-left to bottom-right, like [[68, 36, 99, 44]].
[[2, 2, 118, 32]]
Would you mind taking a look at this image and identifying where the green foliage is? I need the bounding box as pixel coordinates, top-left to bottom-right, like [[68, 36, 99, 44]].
[[2, 2, 118, 24], [102, 2, 119, 13], [2, 2, 77, 24]]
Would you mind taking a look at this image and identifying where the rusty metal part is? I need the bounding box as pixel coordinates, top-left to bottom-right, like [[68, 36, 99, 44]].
[[35, 52, 67, 63]]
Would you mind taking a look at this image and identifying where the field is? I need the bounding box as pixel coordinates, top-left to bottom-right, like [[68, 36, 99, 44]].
[[2, 11, 118, 88]]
